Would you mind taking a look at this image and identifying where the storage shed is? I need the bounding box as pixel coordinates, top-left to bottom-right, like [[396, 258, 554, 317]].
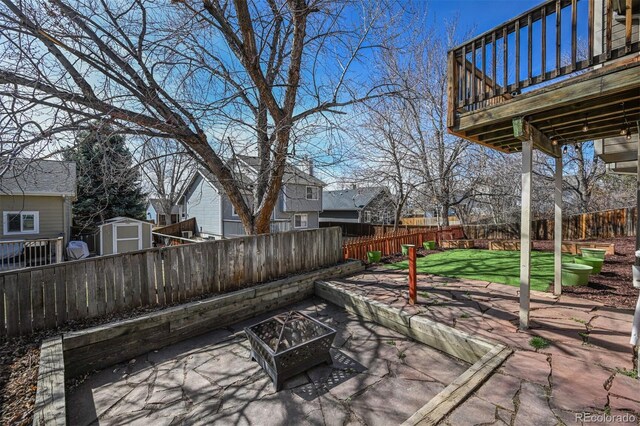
[[98, 217, 153, 255]]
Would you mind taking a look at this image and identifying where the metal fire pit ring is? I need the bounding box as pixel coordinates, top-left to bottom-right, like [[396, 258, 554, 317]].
[[244, 311, 336, 391]]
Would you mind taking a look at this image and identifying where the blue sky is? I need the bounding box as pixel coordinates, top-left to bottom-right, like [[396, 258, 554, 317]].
[[427, 0, 544, 38]]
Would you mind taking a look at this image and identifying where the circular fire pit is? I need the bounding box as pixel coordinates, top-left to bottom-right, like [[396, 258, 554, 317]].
[[244, 311, 336, 391]]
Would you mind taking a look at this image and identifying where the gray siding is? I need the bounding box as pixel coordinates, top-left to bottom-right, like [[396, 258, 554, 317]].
[[185, 174, 222, 237], [282, 184, 322, 213]]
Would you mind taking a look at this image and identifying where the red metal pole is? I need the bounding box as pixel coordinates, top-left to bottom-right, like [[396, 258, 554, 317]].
[[408, 245, 417, 305]]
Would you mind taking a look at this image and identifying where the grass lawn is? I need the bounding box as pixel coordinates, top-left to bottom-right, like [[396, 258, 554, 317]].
[[388, 249, 574, 292]]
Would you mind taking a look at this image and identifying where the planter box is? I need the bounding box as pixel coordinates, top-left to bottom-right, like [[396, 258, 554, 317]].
[[579, 248, 607, 259], [441, 240, 475, 249], [562, 242, 614, 256]]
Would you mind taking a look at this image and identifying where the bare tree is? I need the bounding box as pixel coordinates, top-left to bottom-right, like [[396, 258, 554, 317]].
[[0, 0, 393, 234], [138, 139, 195, 224], [351, 98, 415, 230], [393, 20, 482, 226]]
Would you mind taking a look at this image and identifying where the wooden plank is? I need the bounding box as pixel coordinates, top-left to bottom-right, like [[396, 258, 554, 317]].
[[104, 257, 115, 313], [481, 37, 486, 101], [155, 251, 165, 306], [33, 336, 66, 426], [503, 26, 508, 92], [402, 346, 511, 426], [113, 256, 125, 312], [54, 265, 66, 326], [176, 246, 186, 301], [94, 258, 106, 316], [588, 0, 594, 63], [31, 270, 44, 331], [625, 0, 632, 51], [515, 19, 520, 89], [4, 274, 18, 337], [85, 260, 98, 317], [137, 253, 149, 306], [541, 6, 547, 78], [461, 44, 467, 105], [447, 51, 457, 127], [571, 0, 577, 70], [72, 263, 85, 320], [0, 277, 5, 339], [122, 254, 134, 309], [606, 0, 612, 59], [556, 0, 561, 73], [169, 248, 179, 302], [18, 271, 32, 335], [145, 252, 156, 306], [42, 268, 56, 330], [472, 40, 477, 104], [491, 32, 497, 96], [527, 13, 533, 83]]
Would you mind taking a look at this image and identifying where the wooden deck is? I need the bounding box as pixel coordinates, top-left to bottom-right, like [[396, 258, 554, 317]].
[[447, 0, 640, 153]]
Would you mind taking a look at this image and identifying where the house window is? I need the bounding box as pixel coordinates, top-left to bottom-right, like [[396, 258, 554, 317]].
[[3, 211, 39, 235], [294, 213, 308, 228], [363, 211, 372, 223], [231, 204, 238, 217], [306, 186, 319, 200]]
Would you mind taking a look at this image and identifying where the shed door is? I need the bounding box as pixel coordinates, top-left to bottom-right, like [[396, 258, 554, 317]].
[[113, 223, 142, 254]]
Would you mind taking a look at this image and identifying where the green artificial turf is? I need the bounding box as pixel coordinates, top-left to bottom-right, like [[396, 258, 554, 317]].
[[388, 249, 574, 292]]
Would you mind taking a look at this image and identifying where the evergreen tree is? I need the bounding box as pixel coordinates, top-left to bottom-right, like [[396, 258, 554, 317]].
[[64, 127, 146, 232]]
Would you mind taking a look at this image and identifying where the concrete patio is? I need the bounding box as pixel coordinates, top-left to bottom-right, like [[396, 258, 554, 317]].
[[324, 268, 639, 425], [67, 297, 470, 425]]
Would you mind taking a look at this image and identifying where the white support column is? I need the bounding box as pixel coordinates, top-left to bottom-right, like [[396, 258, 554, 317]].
[[520, 139, 533, 330], [554, 155, 563, 295]]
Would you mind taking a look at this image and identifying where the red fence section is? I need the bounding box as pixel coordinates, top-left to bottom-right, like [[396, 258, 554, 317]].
[[343, 227, 464, 261]]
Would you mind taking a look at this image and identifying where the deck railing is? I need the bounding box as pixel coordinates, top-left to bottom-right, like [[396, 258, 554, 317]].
[[448, 0, 639, 122], [0, 237, 64, 271]]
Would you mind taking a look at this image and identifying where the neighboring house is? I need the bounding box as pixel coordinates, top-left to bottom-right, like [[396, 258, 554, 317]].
[[0, 159, 76, 244], [320, 187, 395, 224], [179, 156, 325, 238], [146, 198, 184, 226]]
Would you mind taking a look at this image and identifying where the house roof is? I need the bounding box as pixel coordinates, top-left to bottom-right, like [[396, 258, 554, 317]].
[[236, 155, 325, 187], [322, 187, 387, 211], [148, 198, 181, 215], [0, 158, 76, 197], [180, 156, 325, 201]]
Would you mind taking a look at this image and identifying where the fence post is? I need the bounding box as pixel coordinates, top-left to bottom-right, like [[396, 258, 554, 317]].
[[56, 238, 64, 263], [408, 245, 417, 305]]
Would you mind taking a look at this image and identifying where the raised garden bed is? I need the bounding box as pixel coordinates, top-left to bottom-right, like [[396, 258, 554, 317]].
[[441, 240, 475, 249]]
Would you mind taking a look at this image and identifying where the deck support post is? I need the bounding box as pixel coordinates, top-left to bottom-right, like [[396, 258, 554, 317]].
[[519, 139, 533, 330], [554, 155, 563, 295], [633, 121, 640, 376]]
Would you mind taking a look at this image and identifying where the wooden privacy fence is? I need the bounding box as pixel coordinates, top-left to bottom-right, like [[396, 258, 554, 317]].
[[463, 207, 637, 241], [343, 228, 465, 261], [0, 227, 342, 339]]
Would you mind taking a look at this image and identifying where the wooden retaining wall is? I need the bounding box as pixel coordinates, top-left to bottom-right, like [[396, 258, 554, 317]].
[[0, 227, 343, 339]]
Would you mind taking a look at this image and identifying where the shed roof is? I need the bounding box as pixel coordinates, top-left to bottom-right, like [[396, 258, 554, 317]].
[[0, 159, 76, 196]]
